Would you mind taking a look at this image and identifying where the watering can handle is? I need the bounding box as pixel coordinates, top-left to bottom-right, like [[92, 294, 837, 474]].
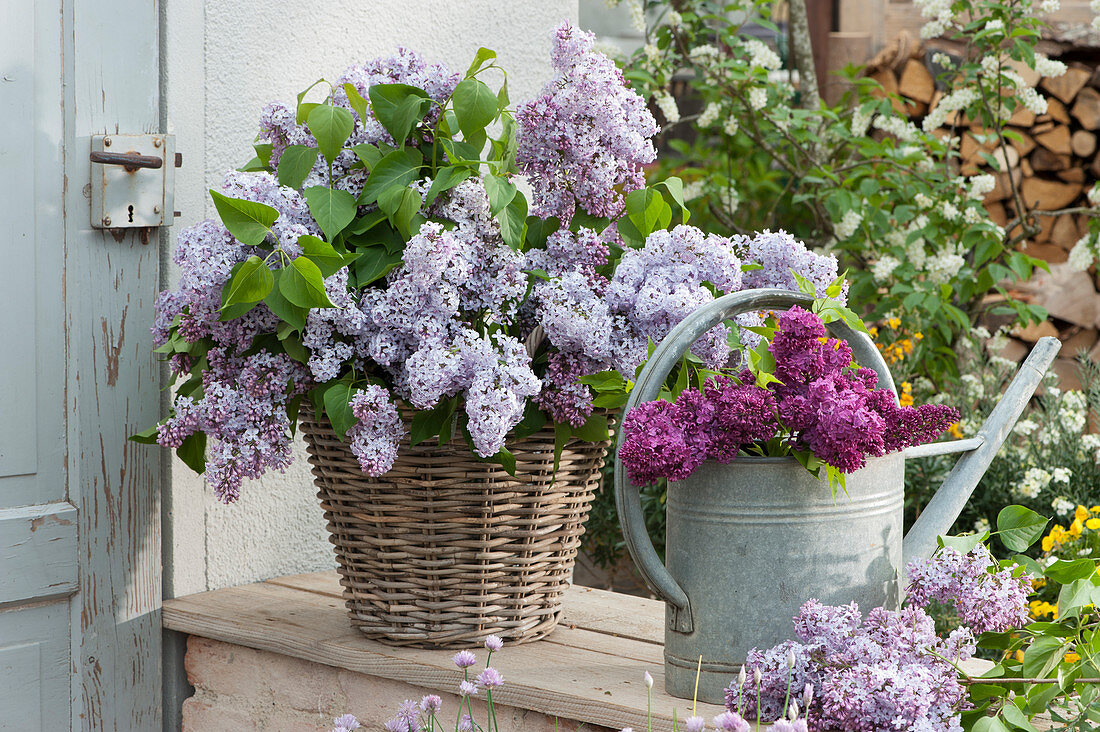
[[902, 336, 1061, 566], [614, 289, 895, 634]]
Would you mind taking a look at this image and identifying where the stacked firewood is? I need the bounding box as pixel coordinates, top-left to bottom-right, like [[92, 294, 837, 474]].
[[865, 36, 1100, 385]]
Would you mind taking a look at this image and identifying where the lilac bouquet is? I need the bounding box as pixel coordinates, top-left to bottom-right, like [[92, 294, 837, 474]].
[[138, 23, 845, 503], [618, 306, 959, 490]]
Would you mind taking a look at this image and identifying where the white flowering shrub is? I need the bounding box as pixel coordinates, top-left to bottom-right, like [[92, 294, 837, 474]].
[[610, 0, 1097, 386]]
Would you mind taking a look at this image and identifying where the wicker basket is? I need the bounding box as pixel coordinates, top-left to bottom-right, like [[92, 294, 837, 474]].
[[298, 408, 612, 648]]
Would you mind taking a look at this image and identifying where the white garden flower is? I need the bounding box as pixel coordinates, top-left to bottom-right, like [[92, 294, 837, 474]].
[[1015, 467, 1051, 499], [628, 0, 647, 32], [932, 52, 955, 68], [834, 210, 863, 240], [873, 255, 901, 282], [986, 19, 1004, 32], [1068, 237, 1095, 272], [644, 44, 662, 64], [906, 238, 927, 269], [1052, 467, 1072, 484], [690, 44, 721, 63], [667, 9, 682, 26], [655, 92, 681, 123], [1040, 0, 1060, 13], [1013, 419, 1038, 436], [724, 117, 740, 136], [743, 39, 781, 71], [963, 206, 983, 224], [1034, 55, 1068, 78], [697, 102, 720, 128], [748, 87, 768, 110], [1052, 496, 1075, 517], [961, 374, 985, 400], [980, 55, 1001, 76], [941, 201, 960, 221], [1091, 0, 1100, 13], [1088, 184, 1100, 206], [1018, 87, 1048, 115], [720, 186, 739, 214], [914, 193, 933, 209], [927, 252, 965, 284], [872, 114, 918, 142], [850, 108, 873, 137], [974, 517, 991, 533], [681, 180, 704, 201], [969, 174, 996, 199]]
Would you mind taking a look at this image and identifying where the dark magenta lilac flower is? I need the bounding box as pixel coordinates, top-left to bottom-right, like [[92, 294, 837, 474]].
[[618, 307, 959, 483]]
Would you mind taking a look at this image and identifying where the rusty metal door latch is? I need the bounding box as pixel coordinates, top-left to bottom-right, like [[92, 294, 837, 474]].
[[89, 134, 181, 229]]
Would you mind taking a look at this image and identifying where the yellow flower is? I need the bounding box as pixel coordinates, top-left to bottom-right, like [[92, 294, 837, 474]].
[[914, 332, 924, 341], [887, 317, 901, 330], [1043, 535, 1056, 552], [1087, 518, 1100, 531], [1065, 652, 1081, 664], [1070, 519, 1083, 538], [1091, 505, 1100, 514], [1076, 506, 1090, 523], [868, 326, 879, 338], [948, 422, 964, 439], [1032, 577, 1047, 589], [899, 382, 914, 408], [1016, 650, 1025, 663]]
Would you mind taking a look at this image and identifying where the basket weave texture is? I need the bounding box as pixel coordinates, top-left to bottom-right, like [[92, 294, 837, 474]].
[[299, 408, 612, 648]]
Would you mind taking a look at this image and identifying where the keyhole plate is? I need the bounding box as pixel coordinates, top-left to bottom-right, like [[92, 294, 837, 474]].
[[89, 134, 175, 229]]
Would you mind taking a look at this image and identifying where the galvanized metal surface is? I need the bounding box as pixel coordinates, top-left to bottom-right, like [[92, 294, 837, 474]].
[[665, 454, 903, 702], [902, 336, 1061, 567], [614, 289, 1059, 703]]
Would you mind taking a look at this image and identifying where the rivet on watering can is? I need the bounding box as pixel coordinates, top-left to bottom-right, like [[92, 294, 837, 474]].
[[153, 205, 161, 214], [103, 137, 111, 147], [153, 138, 162, 148], [102, 216, 112, 226]]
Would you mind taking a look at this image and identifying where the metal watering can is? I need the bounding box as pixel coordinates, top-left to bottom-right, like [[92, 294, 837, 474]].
[[614, 289, 1061, 702]]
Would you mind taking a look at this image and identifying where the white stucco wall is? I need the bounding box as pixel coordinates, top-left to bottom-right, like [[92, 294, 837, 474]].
[[162, 0, 580, 597]]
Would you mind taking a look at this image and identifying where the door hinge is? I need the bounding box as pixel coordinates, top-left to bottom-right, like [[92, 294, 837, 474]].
[[89, 134, 181, 229]]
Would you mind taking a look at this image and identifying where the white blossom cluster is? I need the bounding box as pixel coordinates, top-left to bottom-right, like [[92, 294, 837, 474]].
[[655, 91, 680, 124], [743, 39, 782, 71], [1052, 496, 1075, 516], [1015, 467, 1052, 499], [834, 209, 863, 240], [1068, 235, 1097, 272], [873, 255, 901, 282], [697, 102, 721, 128]]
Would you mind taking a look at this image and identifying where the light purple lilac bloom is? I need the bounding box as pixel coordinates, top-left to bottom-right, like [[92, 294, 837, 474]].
[[726, 600, 974, 731], [484, 635, 504, 652], [906, 547, 1031, 635], [346, 386, 404, 477], [157, 347, 309, 503], [516, 21, 657, 223], [605, 225, 743, 373]]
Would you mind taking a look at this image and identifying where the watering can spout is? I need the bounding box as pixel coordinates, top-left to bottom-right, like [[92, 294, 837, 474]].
[[901, 336, 1061, 567]]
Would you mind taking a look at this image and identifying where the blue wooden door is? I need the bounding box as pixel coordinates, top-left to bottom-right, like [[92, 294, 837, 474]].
[[0, 1, 163, 728]]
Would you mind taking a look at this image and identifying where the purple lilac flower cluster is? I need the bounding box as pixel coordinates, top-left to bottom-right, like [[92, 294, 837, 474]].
[[153, 172, 320, 502], [726, 600, 975, 731], [733, 229, 846, 348], [258, 48, 459, 197], [618, 307, 959, 484], [906, 547, 1031, 635], [516, 22, 658, 223], [157, 347, 309, 503]]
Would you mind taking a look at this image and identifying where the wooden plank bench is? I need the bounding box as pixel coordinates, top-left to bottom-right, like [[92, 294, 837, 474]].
[[163, 571, 728, 731]]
